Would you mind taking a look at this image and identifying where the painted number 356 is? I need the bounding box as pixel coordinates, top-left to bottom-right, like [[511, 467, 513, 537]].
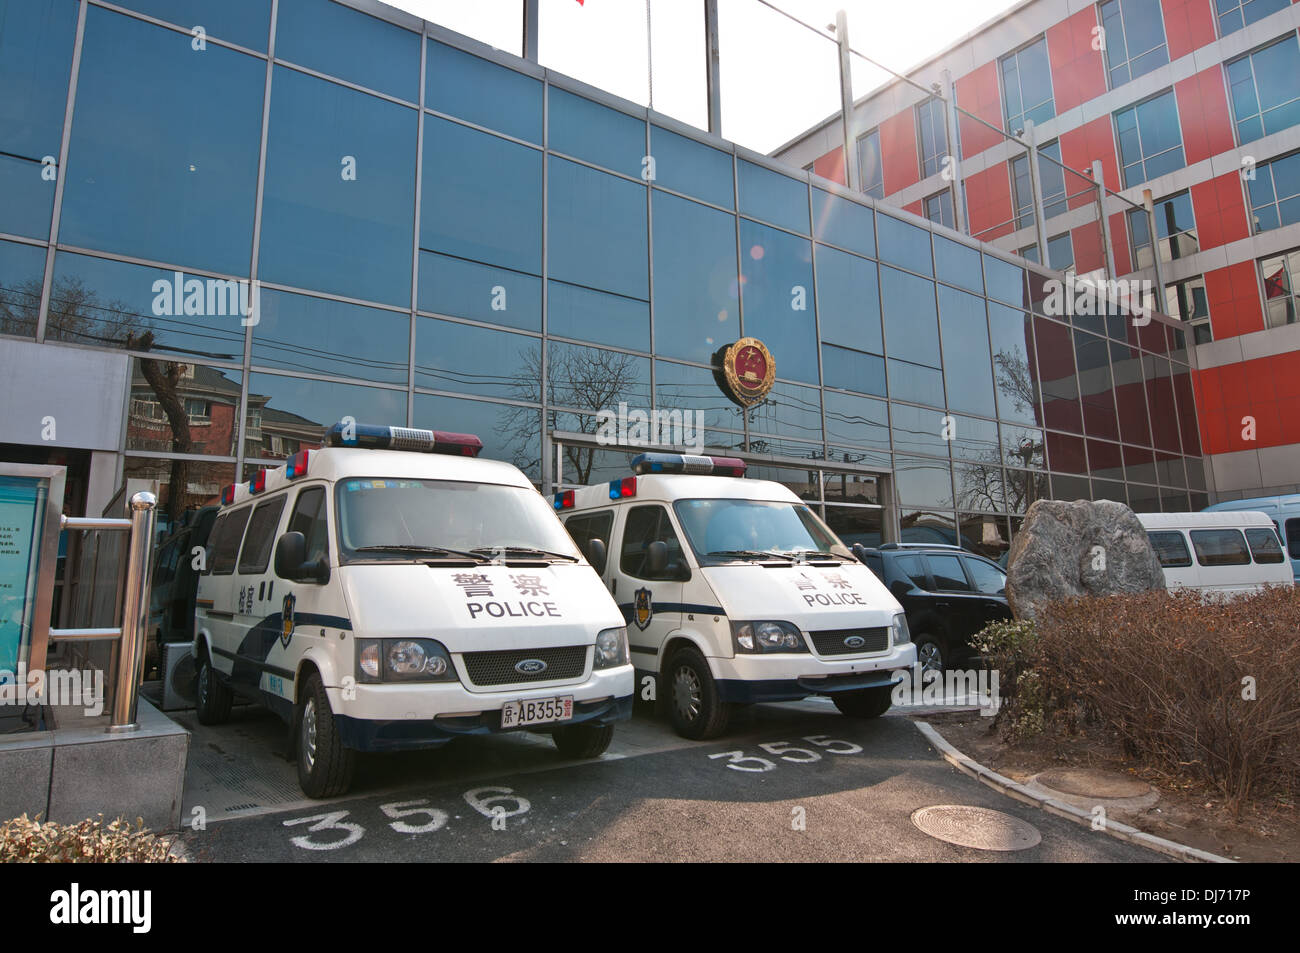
[[708, 735, 862, 772]]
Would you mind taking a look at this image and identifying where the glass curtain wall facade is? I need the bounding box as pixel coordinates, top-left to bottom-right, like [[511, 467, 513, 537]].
[[0, 0, 1205, 555]]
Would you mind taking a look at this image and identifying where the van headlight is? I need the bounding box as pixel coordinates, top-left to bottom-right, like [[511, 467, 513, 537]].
[[890, 613, 911, 646], [731, 620, 807, 653], [593, 627, 629, 669], [357, 639, 457, 682]]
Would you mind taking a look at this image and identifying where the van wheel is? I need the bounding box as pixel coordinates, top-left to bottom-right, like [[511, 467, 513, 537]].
[[194, 651, 232, 725], [833, 685, 894, 718], [667, 647, 730, 739], [552, 723, 614, 759], [296, 674, 355, 798]]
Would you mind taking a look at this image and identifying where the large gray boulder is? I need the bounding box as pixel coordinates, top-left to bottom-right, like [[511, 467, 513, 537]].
[[1006, 499, 1166, 620]]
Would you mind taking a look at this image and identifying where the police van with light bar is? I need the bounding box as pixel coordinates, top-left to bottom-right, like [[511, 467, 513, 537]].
[[193, 422, 634, 797], [557, 453, 916, 739]]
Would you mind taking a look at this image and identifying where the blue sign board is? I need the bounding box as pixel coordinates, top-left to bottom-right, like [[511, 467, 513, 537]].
[[0, 475, 49, 684]]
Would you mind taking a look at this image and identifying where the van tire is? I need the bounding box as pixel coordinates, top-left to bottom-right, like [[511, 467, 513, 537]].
[[667, 647, 730, 739], [296, 674, 355, 798], [552, 722, 614, 759], [832, 685, 894, 719], [194, 651, 233, 725]]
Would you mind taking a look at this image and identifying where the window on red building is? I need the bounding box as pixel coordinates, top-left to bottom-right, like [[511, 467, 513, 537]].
[[1128, 191, 1198, 268], [1247, 150, 1300, 233], [915, 97, 949, 178], [1226, 35, 1300, 144], [1099, 0, 1169, 87], [1260, 248, 1300, 329], [1214, 0, 1289, 38], [1165, 276, 1212, 344], [856, 128, 884, 199], [1000, 36, 1055, 133], [1115, 90, 1185, 186]]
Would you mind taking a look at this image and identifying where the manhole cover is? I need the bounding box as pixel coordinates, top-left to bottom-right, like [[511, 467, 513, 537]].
[[911, 805, 1041, 851], [1034, 768, 1151, 799]]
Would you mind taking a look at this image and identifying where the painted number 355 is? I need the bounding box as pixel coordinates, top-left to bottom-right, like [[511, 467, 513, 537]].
[[708, 735, 862, 772]]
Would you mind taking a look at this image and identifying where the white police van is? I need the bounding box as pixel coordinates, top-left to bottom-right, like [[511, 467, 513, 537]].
[[193, 422, 634, 797], [557, 453, 916, 739]]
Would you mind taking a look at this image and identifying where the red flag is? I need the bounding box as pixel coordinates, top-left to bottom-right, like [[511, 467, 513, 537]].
[[1264, 267, 1289, 299]]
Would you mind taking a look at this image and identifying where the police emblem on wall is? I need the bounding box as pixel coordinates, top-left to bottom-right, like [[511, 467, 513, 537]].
[[633, 587, 653, 631], [713, 337, 775, 408], [281, 593, 296, 648]]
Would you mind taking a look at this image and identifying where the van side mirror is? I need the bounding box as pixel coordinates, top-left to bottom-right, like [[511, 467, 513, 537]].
[[586, 538, 608, 575], [275, 532, 329, 584], [851, 543, 869, 565], [645, 540, 668, 575]]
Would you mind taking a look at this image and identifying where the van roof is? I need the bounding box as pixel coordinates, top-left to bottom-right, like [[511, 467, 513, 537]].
[[1138, 511, 1277, 530], [223, 447, 534, 508], [1204, 494, 1300, 512], [567, 473, 802, 511]]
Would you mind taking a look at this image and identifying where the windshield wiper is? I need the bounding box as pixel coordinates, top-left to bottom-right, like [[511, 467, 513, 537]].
[[353, 544, 492, 562], [706, 549, 798, 562], [470, 546, 579, 562]]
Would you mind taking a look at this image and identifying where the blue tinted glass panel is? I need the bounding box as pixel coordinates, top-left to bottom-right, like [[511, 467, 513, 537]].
[[748, 380, 822, 443], [823, 390, 889, 447], [427, 41, 542, 143], [549, 157, 647, 301], [418, 251, 540, 332], [259, 67, 417, 306], [988, 304, 1038, 425], [275, 0, 418, 101], [857, 130, 884, 198], [547, 341, 651, 409], [60, 9, 264, 275], [414, 316, 537, 400], [880, 265, 939, 367], [47, 251, 246, 361], [254, 289, 408, 383], [737, 160, 809, 234], [549, 280, 648, 351], [421, 116, 541, 274], [891, 404, 952, 456], [821, 344, 886, 397], [815, 245, 882, 353], [0, 239, 47, 338], [549, 88, 644, 177], [1215, 0, 1288, 36], [739, 220, 817, 384], [875, 214, 932, 275], [0, 0, 76, 238], [938, 285, 996, 418], [415, 392, 540, 483], [655, 359, 745, 433], [114, 0, 270, 51], [887, 359, 944, 406], [650, 126, 733, 208], [1253, 38, 1300, 138], [984, 256, 1026, 306], [811, 189, 875, 258], [651, 191, 737, 364], [249, 372, 406, 448], [934, 236, 983, 293]]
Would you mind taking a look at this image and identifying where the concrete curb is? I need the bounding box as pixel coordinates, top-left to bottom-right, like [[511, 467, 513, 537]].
[[914, 720, 1234, 864]]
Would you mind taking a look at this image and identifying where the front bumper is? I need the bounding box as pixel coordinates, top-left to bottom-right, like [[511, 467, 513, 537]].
[[327, 664, 634, 752], [710, 643, 916, 704]]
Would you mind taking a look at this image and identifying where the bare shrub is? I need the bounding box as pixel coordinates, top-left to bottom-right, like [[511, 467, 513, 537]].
[[0, 814, 180, 863], [1033, 587, 1300, 814]]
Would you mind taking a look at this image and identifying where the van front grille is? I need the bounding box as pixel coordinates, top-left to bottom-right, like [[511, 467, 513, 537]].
[[461, 646, 588, 687], [809, 627, 890, 656]]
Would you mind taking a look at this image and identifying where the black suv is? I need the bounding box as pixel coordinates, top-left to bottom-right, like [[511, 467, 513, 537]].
[[853, 543, 1011, 674]]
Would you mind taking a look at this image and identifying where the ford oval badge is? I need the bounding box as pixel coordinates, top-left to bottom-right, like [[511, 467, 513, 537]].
[[844, 635, 866, 649], [516, 658, 547, 675]]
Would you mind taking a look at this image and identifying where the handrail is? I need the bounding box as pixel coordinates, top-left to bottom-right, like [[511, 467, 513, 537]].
[[48, 491, 157, 732]]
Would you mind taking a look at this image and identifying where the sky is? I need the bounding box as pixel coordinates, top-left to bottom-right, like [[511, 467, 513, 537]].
[[385, 0, 1026, 152]]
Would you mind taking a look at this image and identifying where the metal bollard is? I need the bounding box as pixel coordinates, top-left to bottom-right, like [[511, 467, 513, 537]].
[[109, 491, 157, 732]]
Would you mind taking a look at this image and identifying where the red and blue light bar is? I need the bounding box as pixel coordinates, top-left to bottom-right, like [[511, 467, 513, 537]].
[[248, 469, 268, 495], [220, 484, 236, 505], [285, 449, 310, 479], [631, 453, 747, 477], [553, 490, 575, 511], [608, 476, 637, 499], [325, 422, 482, 457]]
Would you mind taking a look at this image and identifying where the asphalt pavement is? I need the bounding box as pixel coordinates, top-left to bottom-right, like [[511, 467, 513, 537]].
[[179, 699, 1167, 862]]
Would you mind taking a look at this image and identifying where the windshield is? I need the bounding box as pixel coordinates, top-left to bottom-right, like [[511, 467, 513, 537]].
[[335, 478, 581, 563], [672, 498, 851, 565]]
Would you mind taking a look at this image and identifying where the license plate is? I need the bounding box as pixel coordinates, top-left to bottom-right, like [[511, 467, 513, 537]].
[[501, 696, 573, 728]]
